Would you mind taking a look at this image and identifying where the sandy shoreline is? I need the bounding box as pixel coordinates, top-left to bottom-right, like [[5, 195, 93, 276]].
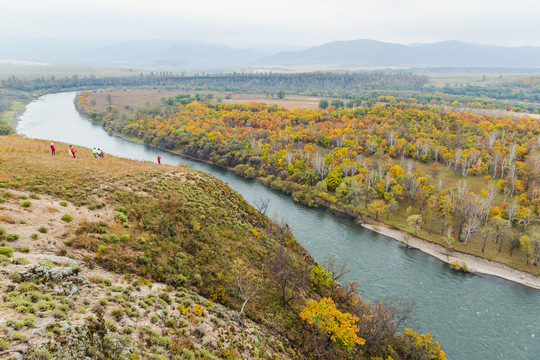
[[362, 222, 540, 290]]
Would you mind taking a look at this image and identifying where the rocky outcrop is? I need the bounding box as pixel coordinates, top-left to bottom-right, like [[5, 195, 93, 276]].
[[17, 264, 89, 295]]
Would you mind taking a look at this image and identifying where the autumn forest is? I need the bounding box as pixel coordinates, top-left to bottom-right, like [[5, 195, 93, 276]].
[[77, 90, 540, 274]]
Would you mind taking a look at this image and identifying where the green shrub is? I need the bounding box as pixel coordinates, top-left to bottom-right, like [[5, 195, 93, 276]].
[[7, 233, 20, 242], [10, 272, 23, 283], [38, 226, 48, 233], [105, 320, 118, 332], [10, 332, 26, 341], [21, 200, 32, 208], [0, 339, 9, 351], [0, 246, 14, 257], [13, 258, 30, 265], [59, 201, 68, 207], [29, 193, 40, 200], [122, 326, 134, 335], [27, 347, 53, 360], [115, 212, 128, 223], [61, 214, 73, 222]]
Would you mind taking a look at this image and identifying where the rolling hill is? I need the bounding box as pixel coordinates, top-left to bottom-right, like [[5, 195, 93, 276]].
[[253, 39, 540, 68]]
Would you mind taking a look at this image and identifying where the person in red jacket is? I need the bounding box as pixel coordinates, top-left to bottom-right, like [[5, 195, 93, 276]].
[[69, 145, 76, 158], [50, 143, 55, 155], [157, 156, 161, 164]]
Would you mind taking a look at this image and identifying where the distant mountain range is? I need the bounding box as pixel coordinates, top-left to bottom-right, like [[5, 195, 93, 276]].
[[1, 38, 540, 71], [254, 39, 540, 68]]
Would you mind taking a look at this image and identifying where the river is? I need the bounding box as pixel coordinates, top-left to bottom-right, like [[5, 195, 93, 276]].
[[16, 92, 539, 359]]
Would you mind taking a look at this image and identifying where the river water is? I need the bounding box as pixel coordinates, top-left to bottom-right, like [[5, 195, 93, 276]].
[[16, 92, 539, 359]]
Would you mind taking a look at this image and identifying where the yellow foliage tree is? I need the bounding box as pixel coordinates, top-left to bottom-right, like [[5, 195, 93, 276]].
[[368, 199, 387, 220], [300, 297, 365, 350], [401, 328, 446, 360]]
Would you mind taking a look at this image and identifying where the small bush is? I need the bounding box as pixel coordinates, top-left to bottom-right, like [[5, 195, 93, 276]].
[[122, 326, 134, 334], [13, 257, 30, 265], [21, 200, 32, 208], [38, 226, 48, 233], [106, 320, 118, 332], [27, 347, 53, 360], [0, 339, 9, 351], [7, 233, 20, 242], [0, 246, 14, 257], [61, 214, 73, 222], [9, 272, 23, 283], [31, 233, 38, 240], [30, 193, 40, 200], [10, 332, 26, 341], [59, 201, 68, 207], [115, 212, 128, 223]]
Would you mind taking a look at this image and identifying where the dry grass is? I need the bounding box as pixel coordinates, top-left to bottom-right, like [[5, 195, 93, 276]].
[[89, 89, 324, 113]]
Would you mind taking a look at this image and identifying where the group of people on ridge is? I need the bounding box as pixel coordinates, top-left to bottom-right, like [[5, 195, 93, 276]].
[[50, 142, 162, 164], [92, 148, 105, 158], [49, 143, 104, 159]]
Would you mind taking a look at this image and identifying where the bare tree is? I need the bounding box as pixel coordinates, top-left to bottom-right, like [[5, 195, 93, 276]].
[[231, 260, 261, 323], [462, 215, 481, 244], [443, 227, 454, 260], [312, 152, 329, 180], [354, 298, 415, 356], [388, 129, 396, 146], [284, 151, 294, 166], [323, 255, 351, 297], [267, 246, 308, 306]]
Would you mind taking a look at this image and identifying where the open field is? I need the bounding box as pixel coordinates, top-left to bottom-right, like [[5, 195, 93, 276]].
[[90, 89, 324, 111]]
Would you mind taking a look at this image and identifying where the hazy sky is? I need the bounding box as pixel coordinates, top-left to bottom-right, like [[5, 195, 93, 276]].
[[2, 0, 540, 49]]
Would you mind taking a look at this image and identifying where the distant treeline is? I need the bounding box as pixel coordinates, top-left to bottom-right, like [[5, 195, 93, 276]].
[[1, 71, 429, 92], [3, 71, 540, 113], [439, 84, 540, 103]]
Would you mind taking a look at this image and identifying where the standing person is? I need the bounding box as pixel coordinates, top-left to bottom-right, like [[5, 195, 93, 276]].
[[157, 156, 161, 164], [69, 145, 76, 158], [92, 148, 97, 158], [100, 149, 104, 158], [50, 143, 55, 155]]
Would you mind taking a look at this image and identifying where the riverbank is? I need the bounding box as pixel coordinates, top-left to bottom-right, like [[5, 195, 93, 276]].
[[362, 221, 540, 290]]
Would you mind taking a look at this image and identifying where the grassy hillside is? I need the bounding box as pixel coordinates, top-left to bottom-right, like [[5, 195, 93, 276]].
[[0, 136, 445, 359]]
